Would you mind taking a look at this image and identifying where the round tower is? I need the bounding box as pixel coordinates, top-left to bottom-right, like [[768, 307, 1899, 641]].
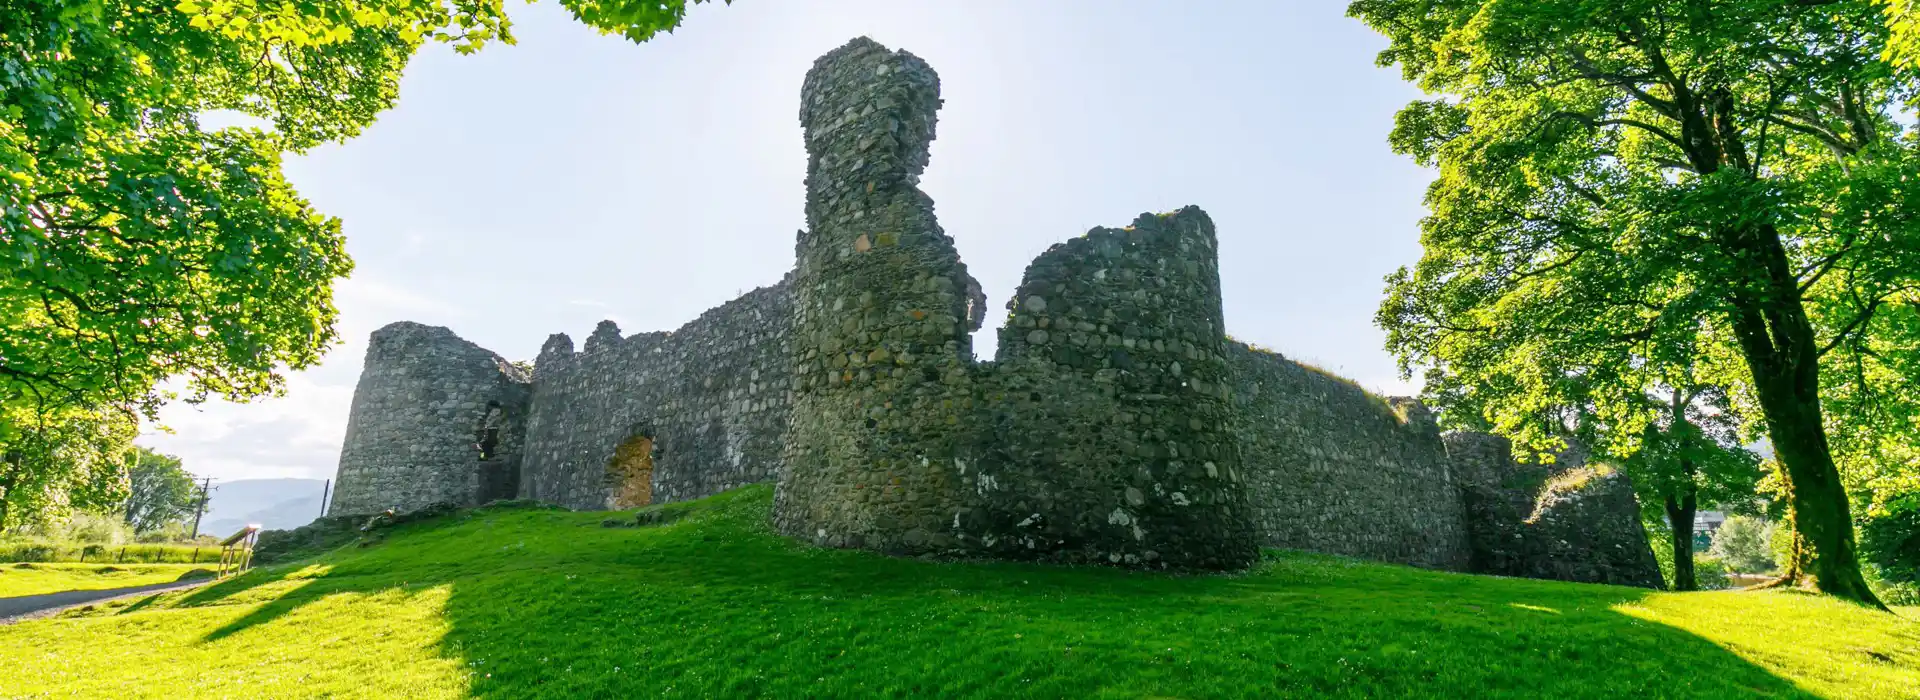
[[331, 322, 531, 514]]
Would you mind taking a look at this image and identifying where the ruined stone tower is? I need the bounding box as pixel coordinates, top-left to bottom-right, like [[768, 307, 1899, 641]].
[[773, 39, 987, 555], [771, 38, 1258, 569], [330, 322, 531, 514]]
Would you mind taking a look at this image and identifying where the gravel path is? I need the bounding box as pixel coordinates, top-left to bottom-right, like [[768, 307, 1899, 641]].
[[0, 579, 212, 625]]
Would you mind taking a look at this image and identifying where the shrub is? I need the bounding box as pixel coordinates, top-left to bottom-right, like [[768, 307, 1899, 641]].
[[1768, 519, 1797, 572], [61, 513, 135, 545], [1645, 520, 1677, 589], [134, 521, 192, 544], [1859, 495, 1920, 584], [1708, 516, 1777, 574], [1867, 568, 1920, 607], [0, 539, 213, 564], [1693, 554, 1733, 590]]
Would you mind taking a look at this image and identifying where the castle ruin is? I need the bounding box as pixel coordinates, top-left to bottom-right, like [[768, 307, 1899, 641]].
[[331, 38, 1658, 585]]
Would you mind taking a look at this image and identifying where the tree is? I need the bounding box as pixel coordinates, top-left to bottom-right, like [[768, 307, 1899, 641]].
[[1624, 386, 1764, 590], [1354, 0, 1920, 606], [0, 405, 134, 531], [121, 447, 196, 534], [2, 1, 726, 521], [1710, 515, 1779, 573]]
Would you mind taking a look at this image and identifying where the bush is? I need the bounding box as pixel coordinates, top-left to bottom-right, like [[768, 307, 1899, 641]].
[[1708, 516, 1777, 574], [0, 539, 215, 564], [1859, 495, 1920, 583], [1867, 568, 1920, 607], [134, 521, 192, 544], [12, 512, 137, 545], [1693, 554, 1733, 590], [1645, 520, 1677, 589], [1768, 519, 1797, 572]]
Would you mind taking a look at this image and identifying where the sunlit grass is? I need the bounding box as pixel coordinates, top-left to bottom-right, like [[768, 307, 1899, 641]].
[[0, 562, 211, 598], [1, 486, 1913, 699]]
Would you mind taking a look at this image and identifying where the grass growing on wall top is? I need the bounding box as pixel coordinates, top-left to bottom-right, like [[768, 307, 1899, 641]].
[[2, 485, 1915, 699]]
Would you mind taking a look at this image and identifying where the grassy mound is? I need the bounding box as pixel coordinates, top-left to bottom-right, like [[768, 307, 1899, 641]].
[[0, 562, 213, 598], [1, 485, 1913, 698]]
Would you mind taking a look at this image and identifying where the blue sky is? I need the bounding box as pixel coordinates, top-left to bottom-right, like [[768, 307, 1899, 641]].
[[143, 0, 1436, 482]]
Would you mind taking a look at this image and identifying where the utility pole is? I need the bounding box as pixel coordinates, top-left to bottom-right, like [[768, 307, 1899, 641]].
[[189, 477, 213, 539], [320, 479, 331, 518]]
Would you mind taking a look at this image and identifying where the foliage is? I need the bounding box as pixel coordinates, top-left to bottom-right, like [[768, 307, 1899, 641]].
[[1692, 553, 1734, 590], [1353, 0, 1920, 604], [121, 447, 196, 534], [1861, 493, 1920, 582], [0, 0, 727, 528], [0, 562, 210, 598], [134, 521, 195, 543], [1708, 515, 1777, 574], [0, 538, 212, 564], [0, 486, 1912, 698], [1872, 574, 1920, 606], [8, 509, 135, 545], [1770, 511, 1800, 571], [1645, 514, 1676, 584], [1886, 0, 1920, 68], [0, 406, 137, 530]]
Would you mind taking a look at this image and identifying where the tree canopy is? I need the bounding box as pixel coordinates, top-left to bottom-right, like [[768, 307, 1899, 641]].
[[1353, 0, 1920, 605], [122, 446, 196, 533], [1, 0, 724, 527]]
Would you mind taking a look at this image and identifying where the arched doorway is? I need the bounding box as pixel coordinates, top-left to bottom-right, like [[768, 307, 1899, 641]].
[[608, 434, 655, 509]]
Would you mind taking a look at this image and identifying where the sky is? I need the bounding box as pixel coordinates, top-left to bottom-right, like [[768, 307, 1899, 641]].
[[141, 0, 1437, 484]]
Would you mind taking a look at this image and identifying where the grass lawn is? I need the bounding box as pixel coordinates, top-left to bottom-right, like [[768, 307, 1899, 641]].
[[1, 485, 1913, 699], [0, 562, 213, 598]]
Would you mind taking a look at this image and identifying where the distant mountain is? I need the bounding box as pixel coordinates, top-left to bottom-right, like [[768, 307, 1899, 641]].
[[198, 478, 329, 536]]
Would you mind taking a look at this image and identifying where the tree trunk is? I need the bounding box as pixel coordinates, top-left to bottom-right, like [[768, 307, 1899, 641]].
[[1721, 223, 1883, 608], [1665, 492, 1699, 591]]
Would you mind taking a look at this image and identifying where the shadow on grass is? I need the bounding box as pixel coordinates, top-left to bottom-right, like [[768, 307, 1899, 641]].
[[167, 491, 1886, 698], [113, 592, 167, 616]]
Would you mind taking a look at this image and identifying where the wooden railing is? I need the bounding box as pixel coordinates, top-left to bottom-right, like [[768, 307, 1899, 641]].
[[216, 525, 261, 579]]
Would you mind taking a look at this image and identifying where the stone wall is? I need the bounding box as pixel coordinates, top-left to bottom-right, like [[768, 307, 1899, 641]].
[[517, 280, 793, 510], [328, 36, 1653, 583], [1229, 344, 1471, 570], [331, 322, 532, 515], [1445, 432, 1662, 587]]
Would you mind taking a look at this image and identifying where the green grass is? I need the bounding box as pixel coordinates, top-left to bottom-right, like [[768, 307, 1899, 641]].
[[0, 562, 213, 598], [1, 485, 1914, 699]]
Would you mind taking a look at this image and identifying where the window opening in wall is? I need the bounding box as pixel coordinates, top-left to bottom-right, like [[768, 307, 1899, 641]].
[[475, 403, 504, 461], [608, 434, 655, 508]]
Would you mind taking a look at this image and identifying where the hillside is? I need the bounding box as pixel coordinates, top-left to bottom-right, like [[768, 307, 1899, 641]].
[[1, 485, 1913, 699], [199, 478, 328, 536]]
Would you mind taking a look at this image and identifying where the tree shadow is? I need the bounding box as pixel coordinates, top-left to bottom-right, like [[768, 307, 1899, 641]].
[[148, 496, 1904, 698], [164, 564, 339, 641], [112, 592, 166, 616]]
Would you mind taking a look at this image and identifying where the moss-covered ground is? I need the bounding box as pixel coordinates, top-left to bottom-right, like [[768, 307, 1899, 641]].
[[0, 562, 211, 598], [1, 485, 1913, 698]]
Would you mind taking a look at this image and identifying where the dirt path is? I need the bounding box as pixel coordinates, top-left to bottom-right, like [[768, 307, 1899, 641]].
[[0, 579, 212, 625]]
